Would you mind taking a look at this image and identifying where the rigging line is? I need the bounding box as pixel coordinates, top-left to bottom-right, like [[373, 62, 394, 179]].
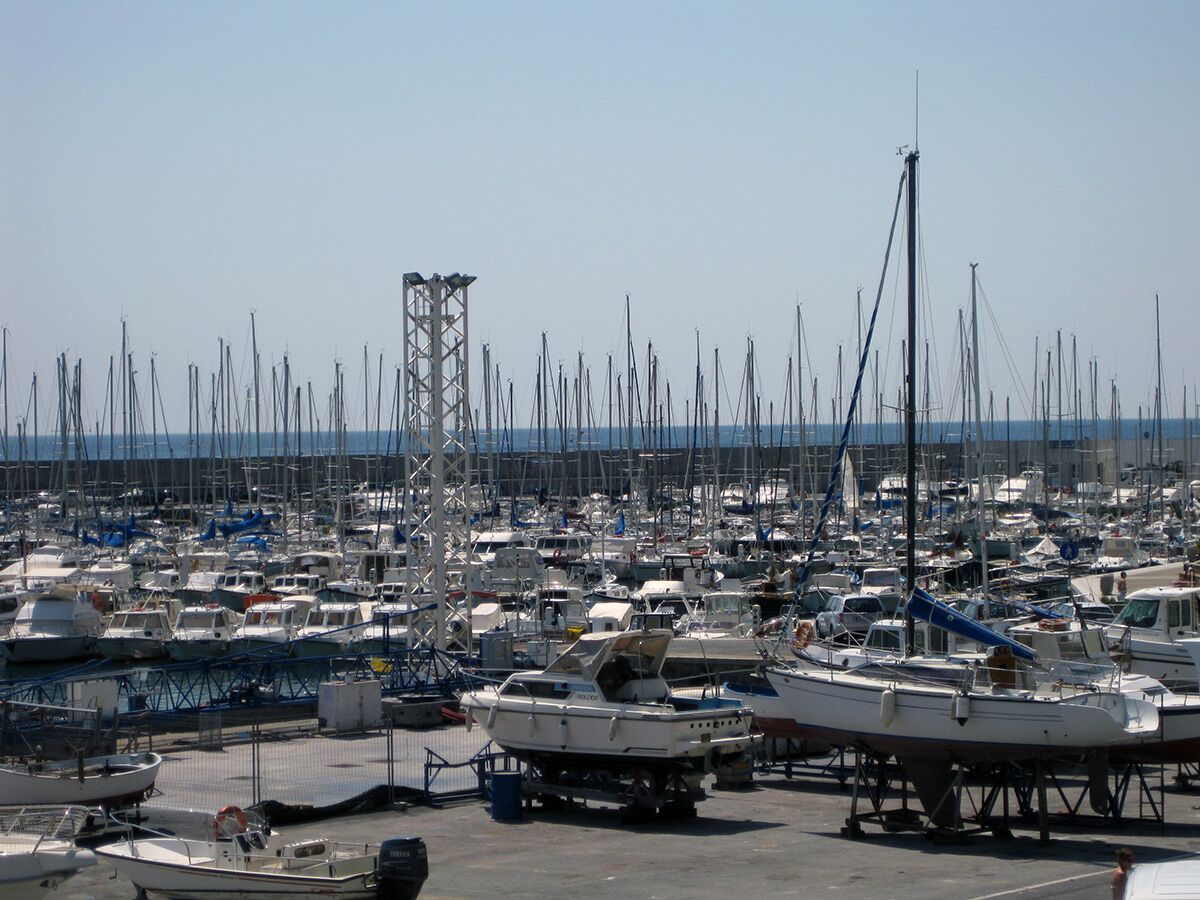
[[777, 166, 907, 645], [975, 276, 1033, 415]]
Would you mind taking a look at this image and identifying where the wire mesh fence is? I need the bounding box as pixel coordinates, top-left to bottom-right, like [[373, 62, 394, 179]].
[[141, 708, 492, 814]]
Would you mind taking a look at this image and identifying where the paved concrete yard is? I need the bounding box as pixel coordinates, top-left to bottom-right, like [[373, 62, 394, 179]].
[[68, 734, 1200, 899]]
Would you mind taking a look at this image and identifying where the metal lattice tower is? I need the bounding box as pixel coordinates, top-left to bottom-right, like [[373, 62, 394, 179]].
[[402, 272, 474, 650]]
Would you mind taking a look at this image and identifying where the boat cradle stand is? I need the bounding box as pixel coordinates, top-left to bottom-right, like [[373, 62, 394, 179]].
[[840, 750, 1165, 845], [520, 761, 704, 824]]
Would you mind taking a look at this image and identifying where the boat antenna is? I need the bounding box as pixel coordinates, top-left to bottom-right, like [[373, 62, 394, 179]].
[[914, 70, 920, 153]]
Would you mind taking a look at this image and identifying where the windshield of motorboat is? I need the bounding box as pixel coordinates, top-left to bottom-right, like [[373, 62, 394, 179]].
[[653, 598, 690, 617], [545, 631, 671, 681], [543, 637, 611, 679], [863, 570, 899, 588], [1114, 598, 1160, 629], [178, 611, 219, 628], [704, 594, 743, 616], [864, 627, 903, 652]]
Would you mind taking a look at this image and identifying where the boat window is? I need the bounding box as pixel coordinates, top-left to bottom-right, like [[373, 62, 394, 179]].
[[1115, 598, 1160, 629], [929, 629, 948, 655], [505, 680, 571, 699], [1169, 599, 1187, 629], [865, 629, 901, 652]]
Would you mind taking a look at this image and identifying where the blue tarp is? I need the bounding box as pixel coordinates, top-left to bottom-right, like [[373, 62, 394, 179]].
[[907, 587, 1037, 661]]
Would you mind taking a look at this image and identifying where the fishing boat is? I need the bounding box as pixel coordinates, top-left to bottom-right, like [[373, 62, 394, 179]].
[[233, 595, 319, 656], [0, 806, 96, 899], [291, 601, 370, 659], [0, 752, 162, 807], [0, 590, 104, 663], [96, 808, 427, 899], [460, 629, 754, 776], [1107, 585, 1200, 689], [98, 600, 178, 661], [168, 604, 243, 661]]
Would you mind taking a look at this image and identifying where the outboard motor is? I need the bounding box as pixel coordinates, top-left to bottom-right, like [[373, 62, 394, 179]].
[[376, 835, 428, 899]]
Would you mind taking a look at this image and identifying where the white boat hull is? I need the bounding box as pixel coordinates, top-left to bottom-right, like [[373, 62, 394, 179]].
[[0, 838, 95, 900], [0, 636, 98, 663], [1119, 632, 1199, 689], [0, 752, 162, 806], [168, 638, 233, 661], [766, 666, 1159, 763], [99, 636, 169, 661], [96, 838, 377, 899], [461, 687, 753, 773]]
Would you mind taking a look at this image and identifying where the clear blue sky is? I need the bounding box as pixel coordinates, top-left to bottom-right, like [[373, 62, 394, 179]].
[[2, 1, 1197, 436]]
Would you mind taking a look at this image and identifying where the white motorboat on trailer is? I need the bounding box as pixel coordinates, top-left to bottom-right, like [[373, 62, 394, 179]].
[[95, 807, 428, 900], [0, 752, 162, 807], [460, 629, 755, 776]]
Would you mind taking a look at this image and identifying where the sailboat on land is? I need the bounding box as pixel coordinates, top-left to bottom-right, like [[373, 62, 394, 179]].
[[766, 149, 1160, 772]]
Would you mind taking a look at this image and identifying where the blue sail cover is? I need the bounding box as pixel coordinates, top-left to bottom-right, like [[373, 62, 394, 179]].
[[907, 587, 1036, 661]]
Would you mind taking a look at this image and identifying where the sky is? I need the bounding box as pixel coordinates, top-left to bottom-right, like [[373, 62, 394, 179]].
[[2, 1, 1198, 441]]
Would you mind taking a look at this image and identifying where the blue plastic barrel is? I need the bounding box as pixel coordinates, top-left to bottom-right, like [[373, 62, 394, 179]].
[[490, 771, 523, 822]]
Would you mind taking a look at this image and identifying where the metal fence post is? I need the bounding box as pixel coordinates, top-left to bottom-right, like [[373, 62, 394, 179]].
[[251, 723, 262, 807]]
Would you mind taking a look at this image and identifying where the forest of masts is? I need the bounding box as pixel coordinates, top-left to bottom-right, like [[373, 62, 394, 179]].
[[0, 291, 1194, 524]]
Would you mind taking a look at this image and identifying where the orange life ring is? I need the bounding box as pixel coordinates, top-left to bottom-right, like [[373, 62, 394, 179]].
[[213, 805, 249, 841], [792, 620, 815, 652]]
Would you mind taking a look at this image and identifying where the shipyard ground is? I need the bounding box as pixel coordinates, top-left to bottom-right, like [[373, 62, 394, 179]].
[[68, 734, 1200, 900]]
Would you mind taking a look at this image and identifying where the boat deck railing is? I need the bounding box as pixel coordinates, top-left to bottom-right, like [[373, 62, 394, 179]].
[[0, 804, 90, 847]]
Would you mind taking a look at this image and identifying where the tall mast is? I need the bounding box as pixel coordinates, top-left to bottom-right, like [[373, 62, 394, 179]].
[[904, 147, 919, 656], [1154, 294, 1165, 519], [969, 263, 990, 603]]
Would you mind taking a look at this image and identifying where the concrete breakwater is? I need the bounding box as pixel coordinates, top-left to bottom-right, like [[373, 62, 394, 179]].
[[9, 435, 1185, 510]]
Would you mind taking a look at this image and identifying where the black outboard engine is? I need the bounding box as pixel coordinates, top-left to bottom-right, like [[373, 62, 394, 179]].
[[376, 836, 428, 899]]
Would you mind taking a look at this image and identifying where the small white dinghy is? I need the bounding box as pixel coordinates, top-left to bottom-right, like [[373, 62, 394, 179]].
[[0, 806, 96, 900], [96, 806, 428, 899], [0, 752, 162, 807]]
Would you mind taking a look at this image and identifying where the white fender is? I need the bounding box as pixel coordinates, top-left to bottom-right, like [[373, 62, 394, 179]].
[[608, 715, 619, 741], [880, 688, 896, 726], [559, 715, 569, 747], [486, 704, 498, 730], [527, 713, 537, 736], [953, 694, 971, 726], [464, 706, 474, 732]]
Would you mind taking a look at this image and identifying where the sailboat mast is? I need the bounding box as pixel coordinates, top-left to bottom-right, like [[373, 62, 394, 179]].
[[969, 263, 990, 602], [904, 147, 919, 657]]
